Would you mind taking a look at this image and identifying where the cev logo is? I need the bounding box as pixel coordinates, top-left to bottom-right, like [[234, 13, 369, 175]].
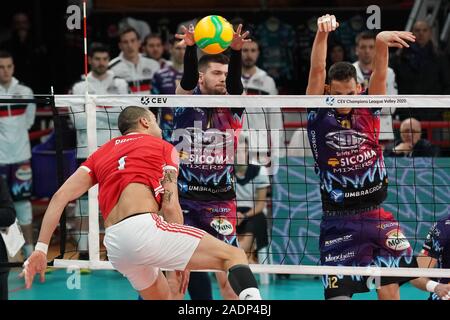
[[325, 96, 335, 106]]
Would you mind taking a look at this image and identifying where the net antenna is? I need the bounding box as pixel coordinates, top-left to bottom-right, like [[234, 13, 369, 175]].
[[83, 0, 101, 265]]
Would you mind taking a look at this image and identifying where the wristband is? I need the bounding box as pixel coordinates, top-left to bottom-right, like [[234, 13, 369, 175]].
[[35, 242, 48, 255], [426, 280, 439, 293]]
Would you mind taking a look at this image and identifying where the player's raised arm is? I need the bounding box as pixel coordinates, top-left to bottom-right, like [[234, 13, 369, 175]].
[[21, 168, 94, 289], [306, 14, 339, 95], [369, 31, 415, 95], [226, 24, 249, 95], [175, 25, 198, 95]]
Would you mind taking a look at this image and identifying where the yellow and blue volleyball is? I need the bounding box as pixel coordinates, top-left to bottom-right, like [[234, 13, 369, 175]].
[[194, 15, 234, 54]]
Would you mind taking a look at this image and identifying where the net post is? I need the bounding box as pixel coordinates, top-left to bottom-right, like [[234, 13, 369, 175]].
[[85, 94, 100, 263], [50, 94, 68, 259]]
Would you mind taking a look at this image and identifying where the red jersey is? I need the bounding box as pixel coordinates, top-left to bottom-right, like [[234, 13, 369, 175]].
[[80, 133, 179, 220]]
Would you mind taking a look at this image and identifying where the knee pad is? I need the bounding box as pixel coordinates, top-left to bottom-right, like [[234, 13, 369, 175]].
[[14, 200, 32, 225], [228, 264, 260, 299]]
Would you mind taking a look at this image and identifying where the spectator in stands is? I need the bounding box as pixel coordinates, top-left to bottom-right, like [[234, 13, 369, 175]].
[[0, 175, 16, 300], [118, 17, 151, 42], [142, 34, 171, 69], [386, 118, 439, 157], [353, 31, 397, 144], [391, 21, 450, 121], [241, 38, 284, 160], [325, 41, 348, 79], [152, 38, 186, 141], [72, 43, 129, 96], [0, 51, 35, 259], [1, 12, 48, 93], [327, 41, 347, 70], [235, 134, 270, 264], [109, 28, 160, 94]]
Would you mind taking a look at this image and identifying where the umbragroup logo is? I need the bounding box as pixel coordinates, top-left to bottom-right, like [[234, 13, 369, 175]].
[[330, 189, 344, 203]]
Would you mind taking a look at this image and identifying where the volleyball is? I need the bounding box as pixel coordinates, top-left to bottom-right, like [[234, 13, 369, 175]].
[[194, 15, 234, 54]]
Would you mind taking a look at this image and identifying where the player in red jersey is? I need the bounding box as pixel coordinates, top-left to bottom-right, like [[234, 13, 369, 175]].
[[21, 106, 262, 300]]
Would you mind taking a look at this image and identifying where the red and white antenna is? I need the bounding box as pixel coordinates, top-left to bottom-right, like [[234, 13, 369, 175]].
[[83, 0, 88, 93]]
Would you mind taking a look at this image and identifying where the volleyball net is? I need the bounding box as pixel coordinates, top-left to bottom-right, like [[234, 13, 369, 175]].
[[4, 94, 450, 280]]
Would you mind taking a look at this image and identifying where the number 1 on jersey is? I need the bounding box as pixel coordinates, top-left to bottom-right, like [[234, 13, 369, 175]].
[[118, 156, 127, 170]]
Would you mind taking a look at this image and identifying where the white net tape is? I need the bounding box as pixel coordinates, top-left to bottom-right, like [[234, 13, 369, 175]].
[[51, 94, 450, 279]]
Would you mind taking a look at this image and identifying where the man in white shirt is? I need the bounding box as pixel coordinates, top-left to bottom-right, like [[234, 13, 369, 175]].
[[109, 28, 160, 94], [72, 43, 129, 158], [0, 51, 35, 259], [241, 39, 285, 161], [142, 34, 171, 69], [71, 43, 128, 260], [353, 31, 397, 142]]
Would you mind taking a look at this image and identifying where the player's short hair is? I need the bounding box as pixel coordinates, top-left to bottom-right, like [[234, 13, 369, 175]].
[[143, 33, 162, 46], [119, 27, 140, 42], [118, 106, 151, 135], [88, 43, 110, 58], [198, 54, 229, 72], [0, 50, 13, 60], [327, 62, 357, 84], [355, 31, 376, 46]]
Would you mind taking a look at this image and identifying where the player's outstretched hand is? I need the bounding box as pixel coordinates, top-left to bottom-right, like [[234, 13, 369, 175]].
[[317, 14, 339, 33], [376, 31, 416, 48], [230, 24, 251, 51], [19, 251, 47, 289], [175, 24, 196, 46], [435, 283, 450, 300]]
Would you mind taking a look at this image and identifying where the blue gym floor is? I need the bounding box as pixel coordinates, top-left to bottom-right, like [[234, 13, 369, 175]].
[[8, 269, 430, 300]]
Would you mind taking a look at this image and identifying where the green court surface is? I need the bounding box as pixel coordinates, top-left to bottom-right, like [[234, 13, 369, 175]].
[[8, 269, 430, 300]]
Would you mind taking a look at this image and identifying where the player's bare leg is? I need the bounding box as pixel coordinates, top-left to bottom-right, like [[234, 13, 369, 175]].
[[377, 283, 400, 300], [238, 233, 256, 263], [215, 271, 238, 300], [186, 233, 261, 300], [139, 270, 172, 300], [166, 271, 186, 300]]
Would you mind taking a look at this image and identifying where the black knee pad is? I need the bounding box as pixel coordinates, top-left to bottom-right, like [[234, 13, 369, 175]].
[[227, 264, 258, 296]]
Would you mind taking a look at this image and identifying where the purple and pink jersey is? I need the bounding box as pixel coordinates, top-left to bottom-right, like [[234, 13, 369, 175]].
[[307, 107, 387, 212], [172, 87, 243, 245], [307, 107, 416, 298]]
